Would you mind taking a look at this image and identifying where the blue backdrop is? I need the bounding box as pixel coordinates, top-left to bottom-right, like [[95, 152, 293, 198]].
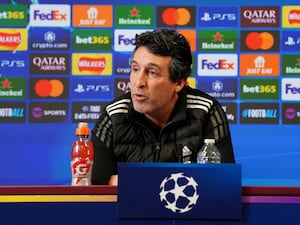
[[0, 0, 300, 186]]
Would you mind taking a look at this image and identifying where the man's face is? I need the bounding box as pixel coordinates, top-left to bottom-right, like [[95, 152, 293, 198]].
[[130, 46, 184, 124]]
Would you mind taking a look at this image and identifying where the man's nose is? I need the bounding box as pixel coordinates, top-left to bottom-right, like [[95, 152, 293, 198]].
[[134, 70, 147, 87]]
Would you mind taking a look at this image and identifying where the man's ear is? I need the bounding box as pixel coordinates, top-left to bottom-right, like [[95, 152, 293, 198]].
[[175, 79, 187, 93]]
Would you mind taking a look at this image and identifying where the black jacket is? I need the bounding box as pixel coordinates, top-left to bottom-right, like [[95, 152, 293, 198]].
[[91, 86, 235, 184]]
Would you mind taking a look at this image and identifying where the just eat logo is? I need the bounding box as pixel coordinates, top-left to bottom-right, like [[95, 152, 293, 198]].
[[29, 4, 70, 27]]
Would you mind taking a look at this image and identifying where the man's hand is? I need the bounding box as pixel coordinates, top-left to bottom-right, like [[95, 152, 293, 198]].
[[108, 174, 118, 186]]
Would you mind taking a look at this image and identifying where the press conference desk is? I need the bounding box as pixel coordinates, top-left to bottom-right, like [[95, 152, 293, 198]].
[[1, 186, 300, 225]]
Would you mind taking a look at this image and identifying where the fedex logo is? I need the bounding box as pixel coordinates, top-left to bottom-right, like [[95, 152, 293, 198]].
[[30, 5, 70, 27], [198, 54, 237, 76], [114, 29, 151, 52], [282, 78, 300, 101]]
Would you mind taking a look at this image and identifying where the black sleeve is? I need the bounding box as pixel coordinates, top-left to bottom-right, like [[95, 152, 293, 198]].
[[204, 102, 236, 163], [91, 112, 117, 185]]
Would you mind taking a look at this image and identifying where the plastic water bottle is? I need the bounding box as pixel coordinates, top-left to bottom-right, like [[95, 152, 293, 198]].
[[197, 139, 221, 164], [70, 122, 94, 186]]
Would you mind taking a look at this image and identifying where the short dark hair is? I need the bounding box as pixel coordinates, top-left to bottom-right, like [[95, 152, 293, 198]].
[[133, 29, 192, 82]]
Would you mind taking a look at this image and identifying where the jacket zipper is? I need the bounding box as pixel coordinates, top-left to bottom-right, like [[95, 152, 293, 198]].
[[154, 142, 161, 161]]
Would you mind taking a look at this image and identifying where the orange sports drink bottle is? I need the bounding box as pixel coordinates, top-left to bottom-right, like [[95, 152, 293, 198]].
[[71, 122, 94, 186]]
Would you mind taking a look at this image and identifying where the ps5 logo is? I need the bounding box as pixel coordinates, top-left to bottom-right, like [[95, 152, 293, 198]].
[[74, 84, 110, 93], [201, 12, 236, 21], [0, 60, 25, 67]]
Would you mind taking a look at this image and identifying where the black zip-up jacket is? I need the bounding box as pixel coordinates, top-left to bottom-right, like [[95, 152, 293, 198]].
[[91, 86, 235, 184]]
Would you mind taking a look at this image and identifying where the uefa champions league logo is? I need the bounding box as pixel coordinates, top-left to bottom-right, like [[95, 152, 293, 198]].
[[159, 172, 199, 213]]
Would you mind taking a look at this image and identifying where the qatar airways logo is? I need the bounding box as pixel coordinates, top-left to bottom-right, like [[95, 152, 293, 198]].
[[197, 54, 237, 76], [30, 4, 70, 27]]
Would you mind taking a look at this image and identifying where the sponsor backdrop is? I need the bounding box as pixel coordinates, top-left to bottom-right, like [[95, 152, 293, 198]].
[[0, 0, 300, 185]]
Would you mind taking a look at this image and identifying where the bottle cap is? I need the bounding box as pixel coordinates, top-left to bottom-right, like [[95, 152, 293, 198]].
[[204, 139, 215, 144], [76, 122, 90, 135]]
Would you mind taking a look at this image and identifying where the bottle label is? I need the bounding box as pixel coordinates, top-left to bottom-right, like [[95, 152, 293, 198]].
[[71, 157, 93, 185]]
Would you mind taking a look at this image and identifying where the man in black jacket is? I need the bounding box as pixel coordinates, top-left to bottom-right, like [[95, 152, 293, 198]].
[[91, 29, 235, 185]]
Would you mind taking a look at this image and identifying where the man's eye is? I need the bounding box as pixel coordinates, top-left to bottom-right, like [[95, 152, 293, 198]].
[[131, 67, 138, 72], [149, 71, 158, 77]]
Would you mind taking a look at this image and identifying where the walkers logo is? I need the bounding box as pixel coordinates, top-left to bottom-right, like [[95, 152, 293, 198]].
[[114, 53, 131, 75], [221, 103, 237, 124], [197, 78, 237, 100], [72, 29, 112, 51], [0, 102, 26, 123], [71, 78, 112, 99], [30, 4, 70, 27], [282, 6, 300, 28], [282, 31, 300, 52], [115, 6, 154, 27], [198, 7, 238, 27], [240, 30, 279, 52], [240, 79, 279, 100], [29, 78, 69, 99], [72, 5, 112, 27], [114, 29, 151, 52], [72, 102, 105, 123], [282, 55, 300, 75], [240, 103, 279, 124], [178, 30, 196, 52], [157, 6, 195, 27], [240, 54, 280, 76], [30, 54, 69, 74], [198, 30, 237, 52], [282, 103, 300, 124], [29, 102, 68, 123], [0, 77, 26, 99], [0, 28, 27, 51], [0, 54, 27, 76], [282, 78, 300, 101], [0, 4, 28, 27], [240, 7, 280, 27], [197, 54, 238, 76], [72, 53, 112, 75], [29, 28, 70, 50]]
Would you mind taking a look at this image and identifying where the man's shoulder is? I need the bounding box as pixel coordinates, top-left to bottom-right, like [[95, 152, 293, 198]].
[[184, 86, 216, 113], [105, 92, 131, 117]]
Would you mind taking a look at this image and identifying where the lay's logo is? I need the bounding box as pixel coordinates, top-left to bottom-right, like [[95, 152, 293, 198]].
[[72, 53, 112, 75], [0, 29, 27, 51]]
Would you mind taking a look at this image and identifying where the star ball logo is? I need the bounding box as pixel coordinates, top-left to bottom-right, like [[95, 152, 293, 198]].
[[157, 6, 195, 27], [159, 172, 199, 213]]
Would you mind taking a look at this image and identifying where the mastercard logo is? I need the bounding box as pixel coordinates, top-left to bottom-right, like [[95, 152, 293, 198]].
[[35, 79, 64, 97], [245, 32, 274, 50], [162, 8, 191, 26]]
